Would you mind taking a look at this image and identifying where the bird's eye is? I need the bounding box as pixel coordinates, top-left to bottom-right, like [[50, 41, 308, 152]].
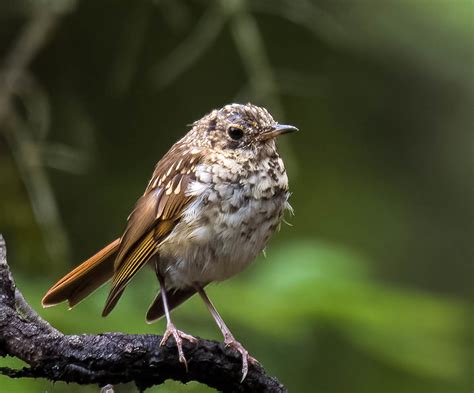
[[227, 127, 244, 140]]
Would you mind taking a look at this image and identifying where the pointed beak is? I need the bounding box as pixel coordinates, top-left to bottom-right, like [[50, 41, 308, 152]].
[[263, 124, 299, 140]]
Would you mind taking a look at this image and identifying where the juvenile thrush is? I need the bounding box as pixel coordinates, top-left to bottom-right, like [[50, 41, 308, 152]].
[[42, 103, 297, 380]]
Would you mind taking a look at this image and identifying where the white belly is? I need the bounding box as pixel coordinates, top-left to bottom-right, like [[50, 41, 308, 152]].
[[157, 160, 289, 289]]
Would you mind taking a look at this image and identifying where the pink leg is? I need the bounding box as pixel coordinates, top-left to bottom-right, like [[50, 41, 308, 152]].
[[157, 272, 197, 370], [196, 286, 257, 382]]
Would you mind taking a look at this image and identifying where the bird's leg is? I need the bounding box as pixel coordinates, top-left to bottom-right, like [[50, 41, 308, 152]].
[[155, 263, 197, 369], [196, 286, 257, 381]]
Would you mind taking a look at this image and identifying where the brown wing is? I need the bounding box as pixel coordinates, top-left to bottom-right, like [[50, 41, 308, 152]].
[[102, 146, 203, 316]]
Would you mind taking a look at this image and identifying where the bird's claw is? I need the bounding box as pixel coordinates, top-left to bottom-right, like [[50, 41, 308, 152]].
[[224, 336, 258, 382], [160, 323, 197, 370]]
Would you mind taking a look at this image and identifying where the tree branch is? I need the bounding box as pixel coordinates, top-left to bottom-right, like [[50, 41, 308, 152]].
[[0, 235, 287, 392]]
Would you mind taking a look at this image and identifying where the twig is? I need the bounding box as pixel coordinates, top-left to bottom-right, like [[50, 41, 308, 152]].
[[222, 0, 297, 172], [0, 10, 58, 127], [0, 9, 71, 266], [0, 234, 287, 393], [150, 3, 227, 89], [250, 0, 346, 47]]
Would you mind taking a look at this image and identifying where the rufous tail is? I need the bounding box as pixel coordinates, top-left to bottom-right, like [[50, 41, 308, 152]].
[[42, 238, 120, 309]]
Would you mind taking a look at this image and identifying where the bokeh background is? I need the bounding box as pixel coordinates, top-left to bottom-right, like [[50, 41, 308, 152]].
[[0, 1, 472, 392]]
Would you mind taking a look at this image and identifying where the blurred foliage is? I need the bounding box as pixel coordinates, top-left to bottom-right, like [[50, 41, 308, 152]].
[[0, 0, 473, 392]]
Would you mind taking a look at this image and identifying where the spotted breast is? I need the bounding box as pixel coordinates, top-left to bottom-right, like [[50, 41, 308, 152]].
[[157, 144, 290, 289]]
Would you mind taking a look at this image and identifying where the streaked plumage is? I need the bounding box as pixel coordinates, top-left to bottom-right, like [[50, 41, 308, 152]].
[[42, 103, 297, 381]]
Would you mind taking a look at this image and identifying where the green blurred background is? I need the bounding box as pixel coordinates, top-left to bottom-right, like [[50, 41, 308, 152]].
[[0, 0, 472, 392]]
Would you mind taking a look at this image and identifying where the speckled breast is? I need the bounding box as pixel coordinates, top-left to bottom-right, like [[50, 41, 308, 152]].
[[158, 151, 290, 289]]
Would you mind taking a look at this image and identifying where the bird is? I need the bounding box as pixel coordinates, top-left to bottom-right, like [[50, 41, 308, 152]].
[[42, 103, 297, 381]]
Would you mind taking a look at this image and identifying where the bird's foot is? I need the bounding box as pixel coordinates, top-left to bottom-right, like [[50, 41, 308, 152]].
[[160, 323, 197, 370], [224, 335, 258, 382]]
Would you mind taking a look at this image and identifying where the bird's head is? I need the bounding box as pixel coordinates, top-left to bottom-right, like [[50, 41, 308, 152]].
[[187, 103, 298, 155]]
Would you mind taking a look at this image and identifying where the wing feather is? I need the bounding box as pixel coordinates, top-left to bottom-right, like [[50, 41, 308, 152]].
[[102, 147, 203, 316]]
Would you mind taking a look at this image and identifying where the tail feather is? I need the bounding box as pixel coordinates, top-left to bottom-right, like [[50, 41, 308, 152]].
[[42, 238, 120, 308]]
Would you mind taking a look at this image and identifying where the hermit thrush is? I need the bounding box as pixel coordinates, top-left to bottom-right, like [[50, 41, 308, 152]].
[[42, 103, 297, 381]]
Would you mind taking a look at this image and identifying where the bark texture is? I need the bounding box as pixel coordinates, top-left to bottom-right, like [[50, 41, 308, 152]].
[[0, 235, 287, 392]]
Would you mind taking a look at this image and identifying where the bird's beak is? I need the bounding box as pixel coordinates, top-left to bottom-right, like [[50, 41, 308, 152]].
[[263, 124, 299, 140]]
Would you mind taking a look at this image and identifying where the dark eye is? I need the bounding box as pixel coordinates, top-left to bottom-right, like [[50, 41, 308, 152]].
[[227, 126, 244, 140]]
